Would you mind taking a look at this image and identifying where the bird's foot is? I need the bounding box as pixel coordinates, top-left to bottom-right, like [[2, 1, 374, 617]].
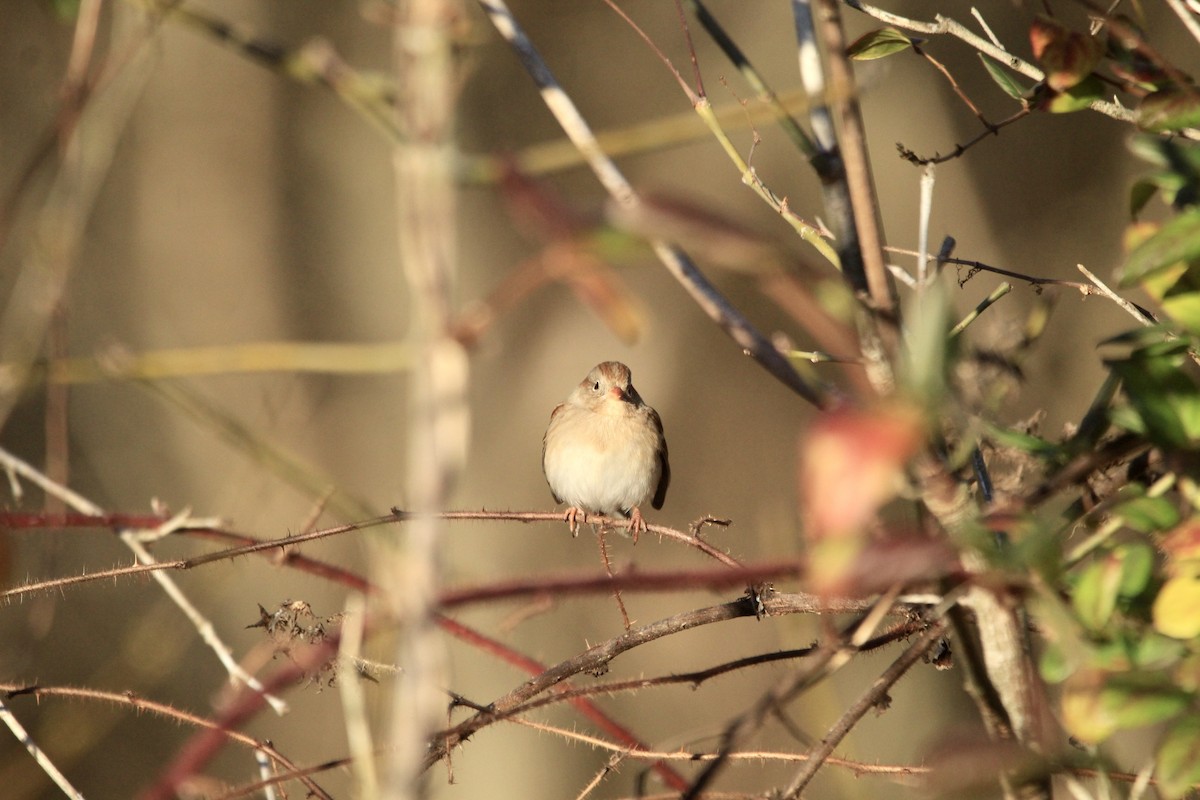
[[563, 507, 585, 536], [628, 507, 648, 544]]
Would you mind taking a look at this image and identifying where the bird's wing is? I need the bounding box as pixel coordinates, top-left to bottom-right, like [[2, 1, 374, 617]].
[[543, 403, 566, 503], [650, 407, 670, 509]]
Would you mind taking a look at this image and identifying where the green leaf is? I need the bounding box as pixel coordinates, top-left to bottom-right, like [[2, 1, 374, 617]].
[[1157, 716, 1200, 799], [1129, 134, 1172, 167], [1122, 208, 1200, 285], [983, 422, 1060, 455], [1132, 633, 1187, 670], [1073, 555, 1124, 631], [1040, 643, 1072, 683], [1109, 404, 1148, 436], [900, 280, 952, 404], [1045, 74, 1105, 113], [1062, 670, 1191, 743], [846, 27, 912, 61], [1162, 291, 1200, 335], [1118, 495, 1181, 534], [979, 54, 1027, 100], [1139, 88, 1200, 134], [1116, 543, 1156, 597], [1126, 136, 1200, 208], [1099, 325, 1178, 348], [1108, 344, 1200, 449], [1130, 179, 1158, 218]]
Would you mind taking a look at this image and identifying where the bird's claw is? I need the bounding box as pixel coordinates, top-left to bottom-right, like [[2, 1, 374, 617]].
[[564, 507, 584, 536], [628, 507, 647, 544]]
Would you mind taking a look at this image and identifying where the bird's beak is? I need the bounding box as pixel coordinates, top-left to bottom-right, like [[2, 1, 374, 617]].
[[609, 386, 628, 402]]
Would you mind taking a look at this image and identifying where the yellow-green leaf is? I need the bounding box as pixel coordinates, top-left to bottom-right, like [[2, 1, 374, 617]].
[[1073, 556, 1124, 632], [1139, 88, 1200, 134], [1154, 575, 1200, 639], [846, 27, 912, 61], [979, 54, 1027, 100], [1045, 75, 1104, 113], [1157, 716, 1200, 800], [1122, 208, 1200, 285], [1062, 670, 1190, 743]]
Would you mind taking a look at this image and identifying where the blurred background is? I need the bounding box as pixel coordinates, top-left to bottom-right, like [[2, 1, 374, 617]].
[[0, 1, 1187, 797]]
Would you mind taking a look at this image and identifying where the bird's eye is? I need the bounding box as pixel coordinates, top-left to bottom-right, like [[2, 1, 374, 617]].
[[593, 381, 601, 391]]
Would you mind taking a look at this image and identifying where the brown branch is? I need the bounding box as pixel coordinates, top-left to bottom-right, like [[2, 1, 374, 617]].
[[438, 563, 819, 608], [781, 618, 949, 795], [433, 613, 690, 790], [0, 509, 744, 603], [897, 107, 1032, 166], [814, 0, 894, 317], [423, 594, 833, 776], [506, 617, 925, 719], [0, 683, 329, 799]]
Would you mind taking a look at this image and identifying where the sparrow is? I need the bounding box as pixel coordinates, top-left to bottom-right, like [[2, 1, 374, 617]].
[[542, 361, 670, 541]]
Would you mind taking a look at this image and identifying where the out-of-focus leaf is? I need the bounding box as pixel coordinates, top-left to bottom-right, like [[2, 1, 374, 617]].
[[846, 27, 912, 61], [1073, 555, 1124, 632], [1162, 519, 1200, 562], [1141, 260, 1190, 302], [1116, 542, 1156, 597], [1157, 716, 1200, 799], [1132, 633, 1187, 671], [1173, 651, 1200, 692], [1127, 136, 1200, 209], [1130, 134, 1172, 168], [1099, 324, 1178, 351], [799, 405, 929, 596], [1138, 88, 1200, 134], [1130, 179, 1158, 218], [1032, 591, 1093, 682], [1107, 15, 1168, 89], [50, 0, 81, 21], [1118, 495, 1181, 534], [1154, 574, 1200, 639], [1044, 75, 1104, 113], [984, 422, 1060, 455], [799, 404, 926, 544], [1062, 669, 1191, 743], [1030, 15, 1102, 92], [979, 54, 1027, 100], [901, 280, 952, 404], [1162, 292, 1200, 334], [1122, 208, 1200, 285], [1107, 343, 1200, 449], [1040, 643, 1072, 683], [1141, 257, 1200, 334]]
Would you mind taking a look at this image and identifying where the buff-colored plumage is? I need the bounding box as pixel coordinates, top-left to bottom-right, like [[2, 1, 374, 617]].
[[542, 362, 669, 539]]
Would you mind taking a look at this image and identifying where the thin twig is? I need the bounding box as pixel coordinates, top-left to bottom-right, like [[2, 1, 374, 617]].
[[0, 446, 289, 714], [898, 107, 1031, 166], [950, 282, 1013, 337], [480, 0, 831, 407], [0, 698, 85, 800], [683, 0, 816, 156], [781, 617, 949, 795], [2, 684, 326, 798], [1076, 264, 1156, 326], [338, 592, 380, 798], [596, 526, 632, 630], [1166, 0, 1200, 46]]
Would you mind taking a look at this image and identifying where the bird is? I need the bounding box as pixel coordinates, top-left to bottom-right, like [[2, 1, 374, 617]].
[[542, 361, 670, 541]]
